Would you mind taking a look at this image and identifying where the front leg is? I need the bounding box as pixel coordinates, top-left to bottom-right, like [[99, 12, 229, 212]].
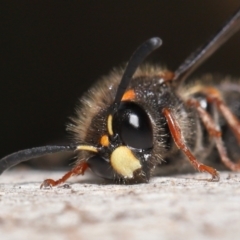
[[40, 161, 89, 188], [162, 108, 219, 181]]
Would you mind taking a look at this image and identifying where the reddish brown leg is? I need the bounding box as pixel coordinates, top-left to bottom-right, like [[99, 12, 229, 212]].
[[40, 161, 89, 189], [208, 96, 240, 144], [162, 108, 220, 181], [187, 98, 240, 171]]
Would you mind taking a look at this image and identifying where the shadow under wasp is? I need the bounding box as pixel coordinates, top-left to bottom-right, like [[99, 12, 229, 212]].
[[1, 7, 240, 188]]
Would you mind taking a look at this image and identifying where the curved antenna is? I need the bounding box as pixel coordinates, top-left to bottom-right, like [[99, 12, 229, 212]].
[[0, 145, 77, 174], [174, 7, 240, 84], [113, 37, 162, 106]]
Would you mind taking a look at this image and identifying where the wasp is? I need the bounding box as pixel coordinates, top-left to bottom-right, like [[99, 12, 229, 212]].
[[1, 8, 240, 188]]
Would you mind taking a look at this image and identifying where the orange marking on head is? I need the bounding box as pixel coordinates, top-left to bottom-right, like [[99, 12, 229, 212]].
[[162, 71, 175, 81], [100, 135, 110, 147], [121, 89, 136, 101], [158, 71, 175, 81], [203, 87, 222, 99]]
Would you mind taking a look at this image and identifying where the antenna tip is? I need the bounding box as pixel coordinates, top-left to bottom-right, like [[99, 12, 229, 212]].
[[149, 37, 162, 48]]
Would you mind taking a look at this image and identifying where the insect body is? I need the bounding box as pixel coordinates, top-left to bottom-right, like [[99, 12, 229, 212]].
[[1, 8, 240, 187]]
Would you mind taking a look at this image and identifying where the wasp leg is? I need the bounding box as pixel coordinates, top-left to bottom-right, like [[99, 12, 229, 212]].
[[40, 161, 89, 189], [162, 108, 220, 181], [208, 95, 240, 144], [187, 98, 240, 171], [204, 87, 240, 144]]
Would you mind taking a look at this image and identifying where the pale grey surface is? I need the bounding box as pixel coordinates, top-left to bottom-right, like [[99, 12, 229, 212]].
[[0, 170, 240, 240]]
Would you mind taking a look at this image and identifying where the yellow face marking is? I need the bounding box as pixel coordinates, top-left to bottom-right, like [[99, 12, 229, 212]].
[[100, 135, 109, 147], [110, 146, 141, 178], [107, 114, 114, 136], [121, 89, 135, 101], [76, 145, 98, 153]]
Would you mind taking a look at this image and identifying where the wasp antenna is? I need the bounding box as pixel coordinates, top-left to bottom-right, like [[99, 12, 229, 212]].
[[174, 7, 240, 84], [113, 37, 162, 105], [0, 145, 77, 174]]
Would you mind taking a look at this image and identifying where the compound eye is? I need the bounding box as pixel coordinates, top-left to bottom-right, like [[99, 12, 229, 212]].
[[113, 102, 153, 149], [87, 156, 114, 180]]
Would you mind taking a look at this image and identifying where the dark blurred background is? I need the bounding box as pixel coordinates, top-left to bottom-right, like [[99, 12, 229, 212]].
[[0, 1, 240, 169]]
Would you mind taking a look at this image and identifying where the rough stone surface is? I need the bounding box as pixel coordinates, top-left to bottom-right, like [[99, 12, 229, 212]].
[[0, 170, 240, 240]]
